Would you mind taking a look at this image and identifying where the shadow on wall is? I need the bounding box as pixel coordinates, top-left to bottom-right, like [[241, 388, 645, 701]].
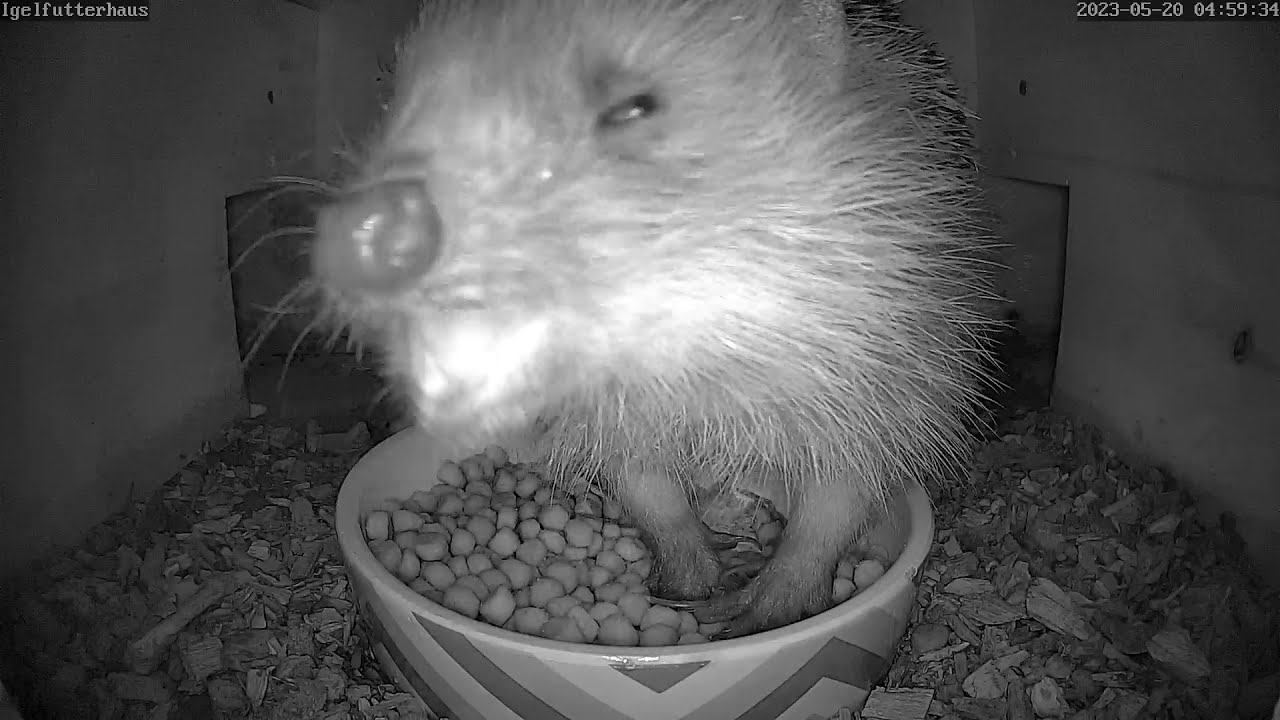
[[0, 1, 320, 581], [225, 186, 399, 432], [983, 175, 1070, 415], [226, 185, 336, 362], [0, 0, 421, 581]]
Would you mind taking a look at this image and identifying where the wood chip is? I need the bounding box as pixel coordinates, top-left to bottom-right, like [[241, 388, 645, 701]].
[[1029, 676, 1067, 718], [207, 675, 249, 716], [860, 687, 932, 720], [942, 578, 995, 596], [956, 593, 1026, 626], [1091, 686, 1148, 719], [178, 636, 223, 681], [1026, 578, 1096, 641], [1006, 678, 1033, 720], [125, 573, 234, 674], [1146, 626, 1211, 684], [245, 667, 269, 708], [961, 658, 1007, 699]]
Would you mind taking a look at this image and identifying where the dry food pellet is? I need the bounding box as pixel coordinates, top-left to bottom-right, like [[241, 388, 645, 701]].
[[595, 550, 624, 574], [833, 577, 856, 604], [618, 593, 650, 627], [414, 533, 449, 561], [539, 504, 570, 531], [369, 539, 400, 568], [488, 528, 519, 557], [616, 571, 644, 589], [499, 558, 534, 589], [456, 574, 490, 600], [512, 607, 549, 635], [447, 555, 470, 578], [597, 614, 640, 646], [515, 475, 539, 498], [853, 559, 886, 589], [450, 528, 477, 556], [479, 568, 510, 590], [443, 586, 481, 619], [587, 565, 613, 588], [362, 447, 902, 648], [494, 470, 517, 494], [407, 490, 435, 513], [484, 445, 509, 466], [678, 612, 698, 635], [589, 602, 619, 623], [640, 605, 681, 631], [421, 562, 455, 590], [563, 518, 594, 547], [640, 624, 679, 647], [515, 538, 548, 566], [438, 462, 466, 487], [365, 511, 391, 542], [540, 530, 567, 554], [546, 595, 582, 618], [459, 457, 484, 483], [613, 536, 646, 562], [436, 494, 464, 516], [529, 577, 565, 607], [568, 606, 600, 642], [466, 552, 493, 574], [408, 577, 436, 598], [463, 494, 490, 514], [495, 506, 518, 528], [595, 583, 626, 604], [481, 586, 517, 625], [542, 562, 578, 593], [393, 531, 418, 550], [396, 550, 421, 581], [517, 518, 541, 540], [542, 616, 586, 643], [391, 509, 424, 533]]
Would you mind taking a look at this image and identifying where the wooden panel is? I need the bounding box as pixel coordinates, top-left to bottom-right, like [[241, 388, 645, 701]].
[[973, 1, 1280, 194]]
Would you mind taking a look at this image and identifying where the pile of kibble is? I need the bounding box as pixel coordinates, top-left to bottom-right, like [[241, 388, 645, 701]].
[[362, 446, 892, 646]]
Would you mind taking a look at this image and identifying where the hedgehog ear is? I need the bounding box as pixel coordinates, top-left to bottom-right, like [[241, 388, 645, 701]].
[[788, 0, 848, 94]]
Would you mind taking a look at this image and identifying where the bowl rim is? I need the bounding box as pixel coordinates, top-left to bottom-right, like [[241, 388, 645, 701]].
[[336, 426, 935, 663]]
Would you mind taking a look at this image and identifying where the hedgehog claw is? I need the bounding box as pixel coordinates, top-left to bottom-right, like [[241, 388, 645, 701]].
[[647, 596, 698, 611], [649, 560, 759, 612], [706, 530, 762, 550], [649, 590, 770, 639], [710, 613, 764, 640], [658, 589, 751, 624], [646, 589, 744, 623], [708, 531, 760, 552], [709, 625, 742, 641]]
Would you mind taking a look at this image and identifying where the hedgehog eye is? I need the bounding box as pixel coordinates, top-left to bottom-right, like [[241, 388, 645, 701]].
[[597, 92, 662, 131]]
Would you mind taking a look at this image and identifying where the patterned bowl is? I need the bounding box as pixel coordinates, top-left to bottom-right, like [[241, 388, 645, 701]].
[[336, 427, 933, 720]]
